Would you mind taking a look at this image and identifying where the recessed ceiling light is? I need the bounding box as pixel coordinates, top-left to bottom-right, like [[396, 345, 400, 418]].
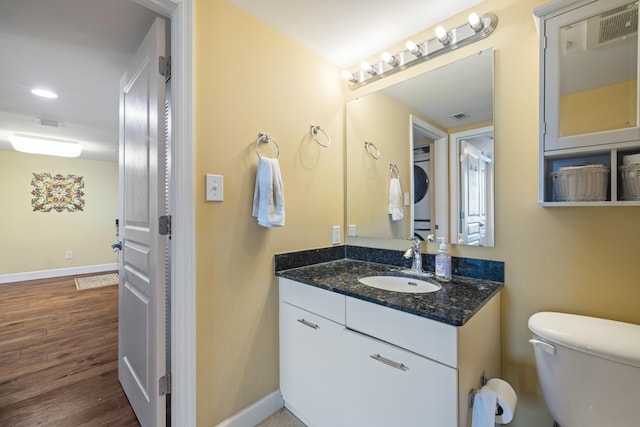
[[31, 88, 58, 99], [9, 133, 82, 157]]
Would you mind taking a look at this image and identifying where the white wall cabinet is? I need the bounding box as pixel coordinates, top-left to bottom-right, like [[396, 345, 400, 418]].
[[279, 277, 501, 427], [535, 0, 640, 205]]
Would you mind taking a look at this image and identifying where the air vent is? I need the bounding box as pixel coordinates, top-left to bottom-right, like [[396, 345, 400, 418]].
[[450, 112, 469, 120], [36, 118, 63, 127], [587, 3, 638, 49]]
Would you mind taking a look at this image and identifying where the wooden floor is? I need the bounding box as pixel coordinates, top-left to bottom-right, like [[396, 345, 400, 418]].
[[0, 274, 140, 426]]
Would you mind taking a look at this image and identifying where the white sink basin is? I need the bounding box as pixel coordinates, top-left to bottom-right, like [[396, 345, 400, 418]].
[[358, 275, 441, 293]]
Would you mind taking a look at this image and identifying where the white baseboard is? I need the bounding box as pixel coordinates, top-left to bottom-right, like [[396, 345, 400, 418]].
[[0, 263, 118, 284], [215, 390, 284, 427]]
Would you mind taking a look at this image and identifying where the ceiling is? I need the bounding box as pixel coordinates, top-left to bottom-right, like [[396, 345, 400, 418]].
[[0, 0, 485, 162], [0, 0, 158, 162]]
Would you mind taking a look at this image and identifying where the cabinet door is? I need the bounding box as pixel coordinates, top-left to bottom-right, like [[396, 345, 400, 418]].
[[542, 0, 640, 151], [344, 329, 457, 427], [280, 302, 344, 427]]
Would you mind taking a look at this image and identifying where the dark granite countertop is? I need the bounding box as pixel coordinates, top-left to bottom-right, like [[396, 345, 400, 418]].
[[276, 259, 503, 326]]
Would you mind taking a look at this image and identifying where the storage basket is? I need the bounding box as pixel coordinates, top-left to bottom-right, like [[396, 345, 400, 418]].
[[551, 164, 609, 202], [620, 163, 640, 201]]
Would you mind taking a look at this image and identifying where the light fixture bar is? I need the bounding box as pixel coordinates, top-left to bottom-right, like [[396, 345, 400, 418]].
[[343, 13, 498, 88], [9, 133, 82, 157]]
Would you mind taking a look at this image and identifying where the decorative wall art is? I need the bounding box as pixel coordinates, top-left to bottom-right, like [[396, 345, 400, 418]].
[[31, 173, 85, 212]]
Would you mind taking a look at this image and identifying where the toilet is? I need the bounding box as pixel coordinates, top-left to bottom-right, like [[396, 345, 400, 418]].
[[528, 312, 640, 427]]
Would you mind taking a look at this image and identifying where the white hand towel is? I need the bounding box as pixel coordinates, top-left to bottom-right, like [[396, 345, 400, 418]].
[[252, 157, 285, 227], [472, 385, 497, 427], [388, 177, 404, 221]]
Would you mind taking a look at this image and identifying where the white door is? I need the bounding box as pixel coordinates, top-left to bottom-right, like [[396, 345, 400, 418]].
[[118, 16, 168, 427], [460, 140, 486, 246]]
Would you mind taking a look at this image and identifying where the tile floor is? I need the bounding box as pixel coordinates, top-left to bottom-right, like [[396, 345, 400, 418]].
[[257, 408, 305, 427]]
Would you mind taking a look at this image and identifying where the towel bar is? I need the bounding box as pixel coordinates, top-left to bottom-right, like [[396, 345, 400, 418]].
[[256, 133, 280, 159], [310, 124, 331, 147]]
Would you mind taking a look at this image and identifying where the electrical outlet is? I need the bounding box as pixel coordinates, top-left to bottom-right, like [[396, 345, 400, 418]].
[[348, 224, 357, 237], [65, 251, 73, 260], [205, 174, 224, 201], [332, 225, 340, 244]]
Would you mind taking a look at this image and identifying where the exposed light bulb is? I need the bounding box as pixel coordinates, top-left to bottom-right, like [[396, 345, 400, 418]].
[[381, 51, 399, 66], [360, 61, 377, 75], [435, 26, 451, 45], [405, 40, 423, 57], [468, 12, 484, 31], [341, 70, 357, 83]]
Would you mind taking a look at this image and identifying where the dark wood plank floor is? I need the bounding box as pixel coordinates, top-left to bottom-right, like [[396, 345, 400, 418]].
[[0, 273, 140, 426]]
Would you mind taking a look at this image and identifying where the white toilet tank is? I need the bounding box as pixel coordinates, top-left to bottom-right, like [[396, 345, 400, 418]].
[[528, 312, 640, 427]]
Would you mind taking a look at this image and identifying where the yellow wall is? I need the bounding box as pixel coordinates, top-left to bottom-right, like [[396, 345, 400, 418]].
[[194, 1, 344, 424], [194, 0, 640, 426], [0, 151, 118, 275]]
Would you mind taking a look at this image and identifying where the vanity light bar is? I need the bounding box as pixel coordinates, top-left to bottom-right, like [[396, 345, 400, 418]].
[[342, 12, 498, 88]]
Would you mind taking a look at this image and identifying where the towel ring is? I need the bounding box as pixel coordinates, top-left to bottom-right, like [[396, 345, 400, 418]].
[[256, 133, 280, 159], [364, 141, 380, 160], [389, 163, 400, 179], [310, 124, 331, 147]]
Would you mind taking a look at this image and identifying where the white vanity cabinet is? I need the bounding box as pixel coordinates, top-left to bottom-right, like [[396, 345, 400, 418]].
[[279, 277, 501, 427], [535, 0, 640, 205]]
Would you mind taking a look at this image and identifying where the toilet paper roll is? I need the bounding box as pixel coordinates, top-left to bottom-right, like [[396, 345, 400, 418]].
[[487, 378, 517, 424]]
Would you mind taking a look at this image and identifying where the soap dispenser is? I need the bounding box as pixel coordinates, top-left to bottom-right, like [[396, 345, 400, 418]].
[[435, 237, 452, 281]]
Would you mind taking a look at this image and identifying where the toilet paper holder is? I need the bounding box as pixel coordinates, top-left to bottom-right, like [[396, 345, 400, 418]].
[[468, 373, 504, 416]]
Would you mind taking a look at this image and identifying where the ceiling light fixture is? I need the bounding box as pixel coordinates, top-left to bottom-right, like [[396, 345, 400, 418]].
[[31, 88, 58, 99], [9, 133, 82, 158], [342, 12, 498, 88]]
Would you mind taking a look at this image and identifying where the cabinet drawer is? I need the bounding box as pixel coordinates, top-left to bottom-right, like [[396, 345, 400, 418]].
[[344, 329, 457, 427], [346, 296, 457, 367], [279, 278, 345, 324]]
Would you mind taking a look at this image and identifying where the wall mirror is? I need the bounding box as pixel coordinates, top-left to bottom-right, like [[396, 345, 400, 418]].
[[346, 48, 494, 247]]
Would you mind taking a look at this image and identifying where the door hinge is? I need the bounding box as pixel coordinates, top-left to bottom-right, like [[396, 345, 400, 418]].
[[159, 56, 171, 80], [159, 215, 171, 236], [159, 374, 171, 396]]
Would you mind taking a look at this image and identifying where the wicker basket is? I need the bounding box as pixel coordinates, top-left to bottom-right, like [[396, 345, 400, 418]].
[[620, 163, 640, 201], [551, 164, 609, 202]]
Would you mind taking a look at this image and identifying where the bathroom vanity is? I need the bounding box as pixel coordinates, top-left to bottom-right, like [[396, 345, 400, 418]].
[[277, 259, 502, 427]]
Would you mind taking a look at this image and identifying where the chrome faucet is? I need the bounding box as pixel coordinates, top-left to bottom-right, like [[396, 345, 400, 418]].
[[403, 237, 423, 273]]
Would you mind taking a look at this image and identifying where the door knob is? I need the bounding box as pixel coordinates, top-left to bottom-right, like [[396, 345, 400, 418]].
[[111, 241, 122, 252]]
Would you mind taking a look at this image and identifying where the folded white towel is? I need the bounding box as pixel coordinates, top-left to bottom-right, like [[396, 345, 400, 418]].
[[472, 385, 497, 427], [252, 157, 285, 227], [388, 177, 404, 221]]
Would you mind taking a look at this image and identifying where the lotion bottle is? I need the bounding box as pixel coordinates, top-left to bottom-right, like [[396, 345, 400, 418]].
[[435, 238, 452, 281]]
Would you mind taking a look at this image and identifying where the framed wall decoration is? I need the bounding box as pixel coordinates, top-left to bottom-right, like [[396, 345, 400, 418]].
[[31, 173, 85, 212]]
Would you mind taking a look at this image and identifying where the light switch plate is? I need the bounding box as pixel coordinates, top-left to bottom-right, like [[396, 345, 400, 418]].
[[348, 224, 357, 237], [206, 174, 223, 201]]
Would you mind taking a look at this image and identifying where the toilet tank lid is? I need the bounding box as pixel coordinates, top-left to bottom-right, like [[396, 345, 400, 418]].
[[528, 312, 640, 368]]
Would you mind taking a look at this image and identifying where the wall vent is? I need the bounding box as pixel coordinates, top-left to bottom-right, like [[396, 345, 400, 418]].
[[450, 112, 469, 120], [587, 3, 638, 49], [36, 118, 63, 127]]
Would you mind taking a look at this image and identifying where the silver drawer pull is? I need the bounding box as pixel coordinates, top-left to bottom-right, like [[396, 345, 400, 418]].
[[297, 318, 319, 329], [370, 354, 409, 371]]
